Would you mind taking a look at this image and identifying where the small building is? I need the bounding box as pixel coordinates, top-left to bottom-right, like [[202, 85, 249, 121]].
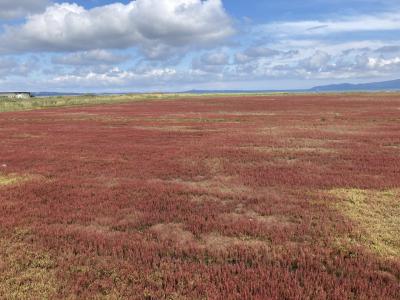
[[0, 92, 33, 99]]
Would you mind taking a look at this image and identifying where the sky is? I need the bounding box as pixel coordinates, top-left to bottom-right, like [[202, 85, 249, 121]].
[[1, 0, 400, 92]]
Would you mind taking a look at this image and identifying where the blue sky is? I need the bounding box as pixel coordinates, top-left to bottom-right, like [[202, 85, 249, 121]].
[[1, 0, 400, 92]]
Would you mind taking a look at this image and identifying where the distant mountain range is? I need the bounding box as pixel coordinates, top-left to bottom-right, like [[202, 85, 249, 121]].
[[310, 79, 400, 92], [187, 79, 400, 94], [26, 79, 400, 97], [185, 79, 400, 94]]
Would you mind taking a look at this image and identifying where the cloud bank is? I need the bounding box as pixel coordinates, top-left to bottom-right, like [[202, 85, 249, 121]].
[[0, 0, 49, 20]]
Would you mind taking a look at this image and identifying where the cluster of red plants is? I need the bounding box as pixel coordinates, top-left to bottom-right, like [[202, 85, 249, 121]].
[[0, 94, 399, 299]]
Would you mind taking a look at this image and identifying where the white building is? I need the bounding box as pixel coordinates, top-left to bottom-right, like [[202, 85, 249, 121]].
[[0, 92, 32, 99]]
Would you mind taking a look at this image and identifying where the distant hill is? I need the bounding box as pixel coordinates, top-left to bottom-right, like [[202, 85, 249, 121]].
[[32, 92, 84, 97], [186, 79, 400, 94], [185, 79, 400, 94], [27, 79, 400, 97], [311, 79, 400, 92]]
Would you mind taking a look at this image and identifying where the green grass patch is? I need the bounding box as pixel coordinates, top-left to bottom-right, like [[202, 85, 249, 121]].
[[329, 188, 400, 258], [0, 229, 58, 299], [0, 174, 39, 187], [0, 92, 318, 113], [0, 94, 177, 112], [0, 175, 22, 186]]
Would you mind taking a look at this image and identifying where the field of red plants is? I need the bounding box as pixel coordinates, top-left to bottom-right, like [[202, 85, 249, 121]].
[[0, 94, 399, 299]]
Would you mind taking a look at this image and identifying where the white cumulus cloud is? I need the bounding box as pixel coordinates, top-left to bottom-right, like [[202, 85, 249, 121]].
[[0, 0, 234, 58]]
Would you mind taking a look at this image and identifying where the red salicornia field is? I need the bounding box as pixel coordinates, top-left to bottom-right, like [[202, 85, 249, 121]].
[[0, 94, 399, 299]]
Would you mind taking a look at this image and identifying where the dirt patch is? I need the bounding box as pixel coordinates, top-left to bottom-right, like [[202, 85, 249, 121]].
[[383, 144, 400, 150], [64, 212, 144, 236], [296, 139, 333, 149], [148, 224, 268, 251], [240, 146, 335, 154], [132, 125, 204, 133], [201, 233, 267, 251], [96, 175, 120, 188], [66, 223, 115, 236], [152, 176, 251, 196], [204, 158, 225, 174], [222, 210, 293, 227], [319, 125, 372, 135], [189, 194, 228, 204], [149, 223, 196, 247], [215, 111, 277, 117], [12, 133, 46, 139]]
